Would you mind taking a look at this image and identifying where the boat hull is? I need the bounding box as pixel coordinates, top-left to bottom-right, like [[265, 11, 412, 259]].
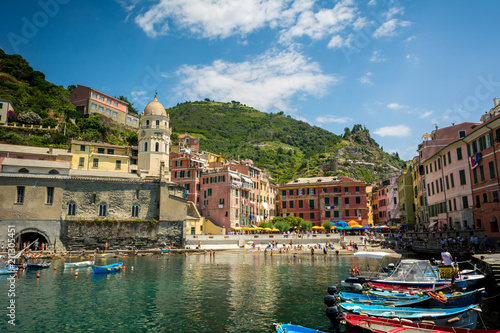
[[339, 292, 432, 308], [0, 267, 18, 275], [92, 262, 123, 274], [65, 261, 93, 268], [273, 323, 325, 333], [339, 303, 479, 328]]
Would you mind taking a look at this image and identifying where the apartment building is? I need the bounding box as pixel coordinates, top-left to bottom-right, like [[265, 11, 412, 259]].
[[0, 99, 14, 124]]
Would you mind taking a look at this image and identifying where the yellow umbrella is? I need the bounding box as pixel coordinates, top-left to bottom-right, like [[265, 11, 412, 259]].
[[271, 228, 280, 232], [263, 228, 272, 231], [311, 226, 324, 229], [232, 227, 242, 230]]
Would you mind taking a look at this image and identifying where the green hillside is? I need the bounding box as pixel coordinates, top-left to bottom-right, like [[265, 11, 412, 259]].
[[168, 101, 404, 183]]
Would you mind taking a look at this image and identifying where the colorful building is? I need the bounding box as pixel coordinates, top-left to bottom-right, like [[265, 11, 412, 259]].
[[70, 85, 139, 128], [397, 162, 416, 228], [278, 176, 368, 226], [70, 140, 131, 173], [0, 98, 14, 125], [373, 177, 400, 226]]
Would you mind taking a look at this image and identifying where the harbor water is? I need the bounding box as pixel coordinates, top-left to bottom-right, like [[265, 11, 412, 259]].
[[0, 252, 498, 332]]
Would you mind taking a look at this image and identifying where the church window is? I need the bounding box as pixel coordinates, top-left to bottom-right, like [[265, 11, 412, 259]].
[[146, 120, 150, 126], [132, 204, 139, 217], [144, 142, 148, 152], [68, 202, 76, 216], [155, 142, 159, 152], [99, 203, 107, 216], [156, 120, 160, 126]]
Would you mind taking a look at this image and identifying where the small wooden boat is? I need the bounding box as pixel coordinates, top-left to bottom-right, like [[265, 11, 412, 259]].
[[340, 313, 500, 333], [92, 262, 123, 274], [64, 261, 94, 269], [0, 266, 18, 275], [272, 323, 325, 333], [26, 261, 51, 269], [368, 282, 453, 293], [338, 303, 480, 328], [366, 288, 486, 308], [338, 291, 432, 308]]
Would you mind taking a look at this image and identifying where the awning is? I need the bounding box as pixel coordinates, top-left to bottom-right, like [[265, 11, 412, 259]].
[[429, 221, 438, 228], [242, 176, 253, 183], [229, 173, 241, 180]]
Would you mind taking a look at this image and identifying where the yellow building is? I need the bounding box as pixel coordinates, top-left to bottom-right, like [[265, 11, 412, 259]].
[[366, 185, 374, 226], [70, 140, 130, 173], [185, 202, 225, 235]]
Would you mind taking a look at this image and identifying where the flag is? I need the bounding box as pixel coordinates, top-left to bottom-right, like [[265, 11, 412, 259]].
[[470, 152, 482, 169]]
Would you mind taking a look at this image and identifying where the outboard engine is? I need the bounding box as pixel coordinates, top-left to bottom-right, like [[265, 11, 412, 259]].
[[326, 306, 341, 332], [430, 258, 437, 266], [324, 295, 337, 307], [352, 283, 363, 292], [327, 286, 338, 295]]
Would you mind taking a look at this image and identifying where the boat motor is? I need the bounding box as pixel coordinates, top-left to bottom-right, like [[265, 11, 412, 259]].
[[352, 283, 363, 292], [326, 306, 341, 332], [324, 295, 337, 307], [327, 286, 338, 295]]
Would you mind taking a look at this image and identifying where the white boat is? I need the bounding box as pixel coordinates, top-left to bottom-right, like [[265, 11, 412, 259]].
[[64, 261, 94, 268], [0, 266, 18, 275]]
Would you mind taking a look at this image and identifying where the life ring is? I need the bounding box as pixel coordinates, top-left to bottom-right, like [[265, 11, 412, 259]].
[[429, 292, 447, 303], [351, 268, 361, 277]]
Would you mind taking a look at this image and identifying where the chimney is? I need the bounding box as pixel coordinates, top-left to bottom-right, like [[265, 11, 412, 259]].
[[494, 98, 500, 107], [49, 145, 53, 154]]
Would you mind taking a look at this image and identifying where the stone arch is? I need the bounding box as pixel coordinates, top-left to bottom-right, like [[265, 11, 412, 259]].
[[15, 228, 50, 248], [49, 169, 59, 174], [18, 168, 29, 173]]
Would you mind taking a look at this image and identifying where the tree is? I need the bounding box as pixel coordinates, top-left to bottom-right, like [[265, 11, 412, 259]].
[[117, 95, 139, 115], [322, 221, 332, 232], [67, 85, 76, 92], [300, 220, 313, 231], [343, 127, 351, 138], [18, 110, 42, 124]]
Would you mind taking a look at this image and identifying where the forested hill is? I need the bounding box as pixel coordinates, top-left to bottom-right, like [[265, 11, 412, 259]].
[[168, 101, 404, 183]]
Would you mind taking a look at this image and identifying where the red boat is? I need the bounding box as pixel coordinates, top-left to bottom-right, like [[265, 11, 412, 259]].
[[367, 282, 454, 293], [340, 313, 499, 333]]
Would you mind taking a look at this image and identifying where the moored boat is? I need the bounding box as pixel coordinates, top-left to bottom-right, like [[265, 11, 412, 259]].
[[92, 262, 123, 274], [336, 303, 480, 328], [0, 266, 18, 275], [340, 313, 500, 333], [26, 261, 51, 269], [64, 261, 94, 269], [272, 323, 326, 333], [336, 291, 432, 308]]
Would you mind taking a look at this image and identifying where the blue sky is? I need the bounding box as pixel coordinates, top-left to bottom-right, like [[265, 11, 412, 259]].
[[2, 0, 500, 160]]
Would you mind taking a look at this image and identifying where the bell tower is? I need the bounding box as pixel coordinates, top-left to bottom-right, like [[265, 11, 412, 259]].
[[137, 95, 171, 180]]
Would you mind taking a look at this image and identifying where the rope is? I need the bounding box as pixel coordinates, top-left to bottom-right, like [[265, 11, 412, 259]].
[[478, 311, 489, 330], [481, 292, 500, 301]]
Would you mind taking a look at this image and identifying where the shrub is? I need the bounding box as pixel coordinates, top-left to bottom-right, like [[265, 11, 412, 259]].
[[5, 133, 23, 144], [18, 111, 42, 124], [7, 110, 18, 123]]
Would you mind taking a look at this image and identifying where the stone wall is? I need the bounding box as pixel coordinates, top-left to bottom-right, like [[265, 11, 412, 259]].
[[62, 178, 160, 221], [63, 220, 184, 250]]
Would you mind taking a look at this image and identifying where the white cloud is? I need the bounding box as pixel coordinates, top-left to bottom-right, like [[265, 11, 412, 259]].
[[370, 50, 386, 62], [404, 35, 416, 43], [387, 103, 406, 110], [175, 48, 340, 112], [368, 0, 376, 6], [406, 54, 420, 65], [419, 110, 433, 119], [131, 90, 148, 96], [373, 125, 411, 137], [134, 0, 288, 38], [327, 35, 344, 48], [374, 18, 411, 38], [316, 115, 352, 124], [359, 72, 373, 85]]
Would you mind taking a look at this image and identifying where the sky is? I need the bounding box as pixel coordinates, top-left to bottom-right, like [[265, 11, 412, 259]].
[[2, 0, 500, 160]]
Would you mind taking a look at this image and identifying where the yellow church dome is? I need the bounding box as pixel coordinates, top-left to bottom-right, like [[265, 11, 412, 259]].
[[143, 96, 167, 116]]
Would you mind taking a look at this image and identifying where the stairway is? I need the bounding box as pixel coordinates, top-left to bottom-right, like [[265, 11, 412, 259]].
[[491, 263, 500, 285]]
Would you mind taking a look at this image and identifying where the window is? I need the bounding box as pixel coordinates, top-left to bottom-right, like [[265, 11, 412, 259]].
[[282, 201, 287, 208], [132, 204, 139, 217], [425, 165, 429, 174], [99, 96, 105, 101], [136, 189, 140, 199], [107, 98, 112, 104], [235, 209, 238, 218], [334, 211, 339, 218], [445, 175, 449, 190], [80, 145, 85, 151], [449, 200, 452, 212], [309, 199, 315, 208], [459, 130, 466, 138], [325, 197, 330, 206], [127, 117, 131, 122], [493, 191, 499, 202], [437, 159, 441, 170], [333, 197, 339, 205], [155, 142, 159, 152], [447, 151, 451, 164], [113, 101, 118, 107], [344, 187, 348, 193], [459, 170, 466, 185], [99, 203, 107, 216], [106, 108, 111, 114], [430, 164, 433, 173], [116, 160, 121, 169], [144, 142, 148, 152], [93, 158, 99, 167], [98, 106, 104, 112], [345, 210, 350, 217], [79, 157, 84, 166], [393, 197, 397, 205], [133, 119, 138, 124], [310, 212, 315, 219], [68, 202, 76, 216], [92, 92, 97, 98], [112, 111, 118, 117], [289, 201, 294, 209], [456, 147, 463, 161], [344, 197, 349, 205], [356, 197, 361, 204], [453, 198, 457, 211], [326, 211, 331, 218], [46, 187, 54, 204], [483, 193, 488, 203], [16, 186, 25, 204], [91, 103, 97, 109], [439, 178, 443, 192], [450, 173, 455, 188], [479, 165, 485, 182], [473, 168, 478, 184], [489, 161, 496, 179], [355, 186, 360, 192], [298, 200, 303, 208], [443, 155, 447, 167], [475, 195, 481, 208], [299, 213, 304, 219]]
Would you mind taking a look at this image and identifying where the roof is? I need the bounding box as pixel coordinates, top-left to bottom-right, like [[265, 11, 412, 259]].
[[286, 176, 364, 185], [0, 144, 71, 156], [70, 140, 129, 149], [143, 96, 167, 116], [76, 84, 125, 105], [1, 157, 70, 169], [69, 169, 141, 179]]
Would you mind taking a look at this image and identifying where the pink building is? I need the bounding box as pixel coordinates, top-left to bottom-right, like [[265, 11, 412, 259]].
[[374, 177, 400, 225], [70, 85, 139, 128], [178, 134, 200, 152], [170, 151, 205, 205]]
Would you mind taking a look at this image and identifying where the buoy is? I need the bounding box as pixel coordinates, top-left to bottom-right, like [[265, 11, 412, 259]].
[[54, 267, 57, 270], [36, 274, 40, 278], [75, 272, 78, 276], [122, 266, 126, 269], [70, 268, 73, 271], [217, 263, 219, 267], [19, 267, 23, 271], [262, 263, 265, 265], [289, 261, 291, 263], [161, 266, 163, 269]]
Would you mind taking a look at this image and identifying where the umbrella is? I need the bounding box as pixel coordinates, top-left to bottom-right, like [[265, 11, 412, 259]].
[[348, 221, 359, 227], [263, 228, 272, 231], [352, 226, 362, 229], [247, 241, 254, 245], [271, 228, 280, 232], [344, 226, 353, 230], [312, 226, 324, 229], [336, 221, 348, 227], [361, 226, 371, 229], [336, 227, 345, 230], [330, 222, 337, 226]]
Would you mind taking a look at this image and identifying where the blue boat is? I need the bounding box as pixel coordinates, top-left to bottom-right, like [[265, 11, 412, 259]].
[[0, 266, 18, 275], [272, 323, 325, 333], [337, 302, 480, 328], [338, 291, 432, 307], [26, 261, 51, 269], [366, 288, 485, 308], [92, 262, 123, 274]]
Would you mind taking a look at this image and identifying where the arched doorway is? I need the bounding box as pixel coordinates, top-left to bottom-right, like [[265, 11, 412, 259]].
[[15, 229, 50, 251]]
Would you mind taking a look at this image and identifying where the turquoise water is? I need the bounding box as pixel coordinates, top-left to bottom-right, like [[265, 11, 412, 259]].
[[0, 252, 498, 332]]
